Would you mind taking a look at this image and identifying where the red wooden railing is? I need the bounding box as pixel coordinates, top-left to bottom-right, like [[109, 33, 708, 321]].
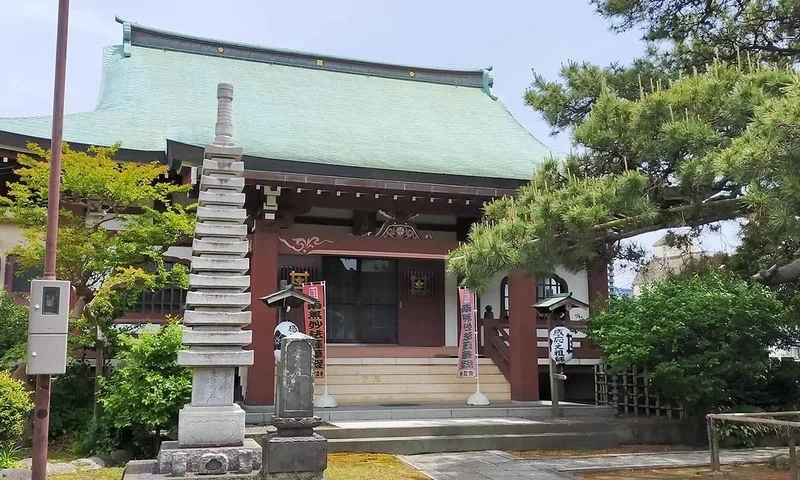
[[483, 317, 511, 382]]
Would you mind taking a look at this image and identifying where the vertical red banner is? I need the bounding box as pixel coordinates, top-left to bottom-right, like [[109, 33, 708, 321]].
[[302, 282, 326, 378], [457, 287, 478, 378]]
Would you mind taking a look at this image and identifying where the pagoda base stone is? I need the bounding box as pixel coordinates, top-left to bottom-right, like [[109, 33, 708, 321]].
[[262, 472, 326, 480], [158, 439, 261, 475], [178, 404, 246, 447], [263, 433, 327, 475]]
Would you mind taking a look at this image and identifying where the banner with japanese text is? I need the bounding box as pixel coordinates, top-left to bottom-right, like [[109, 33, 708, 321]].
[[457, 287, 478, 378], [302, 282, 326, 378]]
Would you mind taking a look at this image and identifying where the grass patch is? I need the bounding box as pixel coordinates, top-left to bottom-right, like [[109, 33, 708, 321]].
[[511, 445, 695, 458], [578, 464, 786, 480], [16, 438, 83, 464], [44, 453, 427, 480], [50, 467, 125, 480], [326, 453, 428, 480]]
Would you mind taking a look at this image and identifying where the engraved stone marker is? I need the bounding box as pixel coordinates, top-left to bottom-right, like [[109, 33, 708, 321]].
[[276, 334, 315, 420], [264, 333, 328, 479]]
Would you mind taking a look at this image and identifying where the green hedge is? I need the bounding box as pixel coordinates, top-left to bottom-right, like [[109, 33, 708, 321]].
[[0, 371, 33, 450]]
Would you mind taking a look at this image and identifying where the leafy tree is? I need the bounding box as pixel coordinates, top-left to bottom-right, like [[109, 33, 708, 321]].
[[589, 273, 796, 415], [0, 290, 27, 367], [0, 143, 195, 413], [593, 0, 800, 69], [92, 321, 191, 456], [449, 65, 800, 289], [472, 1, 800, 290], [1, 143, 194, 329], [529, 0, 800, 140]]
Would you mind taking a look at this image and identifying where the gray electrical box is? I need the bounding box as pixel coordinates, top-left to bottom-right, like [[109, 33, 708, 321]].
[[27, 279, 71, 375]]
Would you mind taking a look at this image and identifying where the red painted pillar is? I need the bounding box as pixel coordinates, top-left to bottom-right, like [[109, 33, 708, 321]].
[[587, 261, 610, 315], [508, 272, 539, 401], [246, 226, 279, 405]]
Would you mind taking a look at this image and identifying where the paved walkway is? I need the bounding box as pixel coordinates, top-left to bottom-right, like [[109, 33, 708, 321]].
[[401, 448, 783, 480]]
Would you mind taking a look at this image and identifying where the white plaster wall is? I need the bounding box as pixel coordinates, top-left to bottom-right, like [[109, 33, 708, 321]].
[[554, 267, 590, 321], [0, 222, 25, 288], [482, 270, 509, 317]]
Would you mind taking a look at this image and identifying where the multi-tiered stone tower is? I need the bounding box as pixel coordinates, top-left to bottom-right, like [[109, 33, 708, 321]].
[[177, 82, 252, 448], [150, 84, 261, 477]]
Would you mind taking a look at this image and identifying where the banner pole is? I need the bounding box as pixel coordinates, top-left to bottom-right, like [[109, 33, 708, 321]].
[[315, 281, 337, 408], [467, 288, 489, 406]]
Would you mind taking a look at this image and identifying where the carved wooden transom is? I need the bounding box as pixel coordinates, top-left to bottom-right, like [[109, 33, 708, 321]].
[[369, 211, 432, 239]]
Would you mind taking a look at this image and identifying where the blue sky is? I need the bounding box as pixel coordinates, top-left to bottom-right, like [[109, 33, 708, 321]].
[[0, 0, 739, 286]]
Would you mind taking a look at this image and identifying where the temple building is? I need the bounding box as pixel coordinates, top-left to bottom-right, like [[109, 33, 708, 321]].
[[0, 19, 608, 409]]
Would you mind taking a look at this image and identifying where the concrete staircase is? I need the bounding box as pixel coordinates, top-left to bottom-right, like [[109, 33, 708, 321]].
[[245, 404, 620, 455], [324, 419, 619, 454], [314, 357, 511, 404]]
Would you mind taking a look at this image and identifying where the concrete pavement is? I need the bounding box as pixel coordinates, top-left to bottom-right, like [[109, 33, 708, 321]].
[[401, 447, 783, 480]]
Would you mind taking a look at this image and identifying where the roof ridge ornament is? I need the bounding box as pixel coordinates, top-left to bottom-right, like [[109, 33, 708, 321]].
[[121, 20, 132, 57], [214, 83, 235, 146], [482, 66, 497, 100]]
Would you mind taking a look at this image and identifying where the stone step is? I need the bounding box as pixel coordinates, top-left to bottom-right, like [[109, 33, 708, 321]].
[[324, 431, 619, 455], [199, 175, 245, 191], [184, 310, 252, 326], [243, 403, 616, 424], [196, 206, 246, 223], [186, 291, 251, 308], [191, 257, 250, 274], [317, 419, 616, 440], [194, 222, 249, 240], [192, 239, 250, 257], [198, 190, 246, 208], [202, 158, 244, 176], [189, 274, 250, 290]]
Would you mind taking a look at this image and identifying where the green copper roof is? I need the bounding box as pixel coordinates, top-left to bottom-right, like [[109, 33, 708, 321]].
[[0, 20, 554, 181]]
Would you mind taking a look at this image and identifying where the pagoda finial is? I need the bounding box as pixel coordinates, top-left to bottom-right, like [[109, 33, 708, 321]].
[[214, 83, 234, 146]]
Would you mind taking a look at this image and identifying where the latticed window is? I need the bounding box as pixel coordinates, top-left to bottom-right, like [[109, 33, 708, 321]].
[[500, 276, 509, 319], [129, 262, 188, 315], [537, 275, 567, 300]]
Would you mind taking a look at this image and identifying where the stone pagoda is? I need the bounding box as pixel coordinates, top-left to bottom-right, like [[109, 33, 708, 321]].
[[151, 83, 262, 477]]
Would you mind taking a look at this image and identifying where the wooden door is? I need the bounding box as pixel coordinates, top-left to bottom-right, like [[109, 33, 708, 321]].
[[397, 259, 445, 347]]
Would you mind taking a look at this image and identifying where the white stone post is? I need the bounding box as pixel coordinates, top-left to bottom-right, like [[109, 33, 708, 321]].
[[177, 83, 252, 448]]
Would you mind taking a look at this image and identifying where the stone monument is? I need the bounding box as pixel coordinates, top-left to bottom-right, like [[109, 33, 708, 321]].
[[263, 333, 328, 480], [124, 83, 261, 478]]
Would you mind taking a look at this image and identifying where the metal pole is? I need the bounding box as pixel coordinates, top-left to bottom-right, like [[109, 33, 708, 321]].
[[790, 430, 797, 480], [707, 416, 720, 472], [548, 315, 559, 417], [32, 1, 69, 479]]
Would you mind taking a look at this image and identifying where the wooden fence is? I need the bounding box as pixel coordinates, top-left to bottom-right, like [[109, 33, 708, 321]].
[[594, 363, 685, 419]]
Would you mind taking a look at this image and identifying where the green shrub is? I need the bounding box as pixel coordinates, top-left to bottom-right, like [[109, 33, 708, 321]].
[[83, 321, 191, 457], [0, 444, 22, 469], [0, 371, 33, 450], [0, 290, 28, 367], [590, 272, 798, 415], [50, 360, 95, 438]]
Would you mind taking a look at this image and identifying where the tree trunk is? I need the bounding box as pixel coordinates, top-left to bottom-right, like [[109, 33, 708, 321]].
[[93, 337, 104, 421], [753, 257, 800, 286]]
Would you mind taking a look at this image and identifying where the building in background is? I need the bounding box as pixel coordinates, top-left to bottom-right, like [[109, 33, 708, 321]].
[[631, 234, 704, 296]]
